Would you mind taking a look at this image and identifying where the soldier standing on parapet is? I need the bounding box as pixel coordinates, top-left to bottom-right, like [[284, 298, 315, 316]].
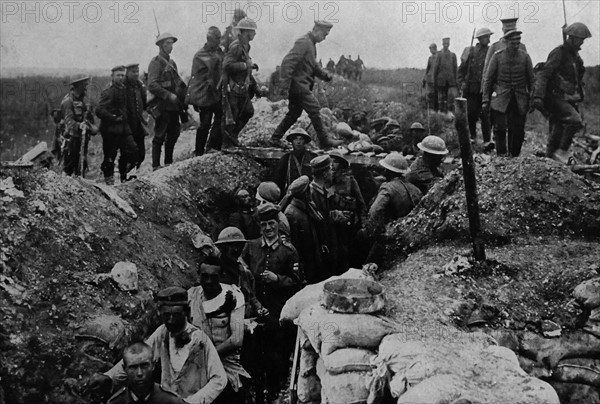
[[221, 9, 246, 53], [433, 37, 458, 115], [458, 28, 493, 149], [269, 21, 343, 149], [147, 32, 186, 170], [96, 65, 139, 184], [60, 75, 96, 176], [222, 18, 262, 148], [124, 63, 148, 173], [532, 22, 591, 164], [482, 30, 534, 157], [186, 27, 224, 155], [423, 43, 439, 111]]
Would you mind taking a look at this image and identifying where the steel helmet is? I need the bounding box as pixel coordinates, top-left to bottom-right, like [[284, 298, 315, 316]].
[[564, 22, 592, 39], [475, 27, 493, 38], [215, 227, 247, 245], [237, 18, 257, 31], [385, 119, 401, 129], [286, 127, 312, 143], [155, 32, 178, 46], [379, 153, 409, 174], [417, 135, 449, 155], [410, 122, 426, 131], [329, 150, 350, 168]]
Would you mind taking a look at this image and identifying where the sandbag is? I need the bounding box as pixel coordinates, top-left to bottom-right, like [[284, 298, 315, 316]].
[[280, 268, 373, 323], [316, 358, 373, 404], [297, 373, 321, 403], [396, 374, 460, 404], [300, 345, 319, 377], [574, 277, 600, 310], [323, 348, 376, 375], [298, 304, 400, 356], [554, 358, 600, 387]]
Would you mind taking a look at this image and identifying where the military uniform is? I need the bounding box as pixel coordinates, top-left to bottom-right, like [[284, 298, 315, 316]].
[[534, 42, 585, 157], [482, 39, 527, 85], [60, 89, 92, 176], [220, 256, 263, 317], [458, 43, 491, 142], [433, 48, 458, 113], [271, 31, 333, 147], [222, 38, 259, 146], [147, 50, 184, 168], [406, 156, 445, 195], [125, 75, 148, 168], [186, 42, 224, 154], [309, 180, 338, 275], [96, 80, 139, 182], [274, 150, 318, 194], [228, 207, 260, 240], [220, 25, 236, 53], [107, 383, 186, 404], [482, 47, 534, 156]]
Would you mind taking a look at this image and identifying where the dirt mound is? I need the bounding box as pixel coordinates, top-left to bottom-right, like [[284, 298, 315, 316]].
[[391, 154, 600, 252], [0, 153, 264, 404]]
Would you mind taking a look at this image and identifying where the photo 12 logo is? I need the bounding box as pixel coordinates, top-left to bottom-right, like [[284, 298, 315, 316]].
[[200, 1, 340, 24], [1, 1, 141, 24], [400, 1, 540, 24]]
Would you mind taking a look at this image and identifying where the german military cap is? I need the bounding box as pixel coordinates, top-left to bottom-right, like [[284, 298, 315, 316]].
[[156, 286, 188, 306], [502, 30, 522, 40], [155, 32, 178, 46], [288, 175, 310, 196], [257, 182, 281, 203], [500, 17, 519, 31], [429, 43, 437, 48], [111, 65, 126, 72], [314, 20, 334, 29], [257, 202, 280, 222], [70, 75, 90, 85], [310, 155, 332, 173], [442, 37, 450, 41], [124, 63, 139, 69]]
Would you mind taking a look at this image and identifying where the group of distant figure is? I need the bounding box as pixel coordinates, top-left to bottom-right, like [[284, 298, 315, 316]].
[[327, 55, 366, 81], [421, 17, 592, 163]]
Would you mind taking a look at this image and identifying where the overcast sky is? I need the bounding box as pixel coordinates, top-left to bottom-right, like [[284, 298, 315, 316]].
[[1, 0, 599, 76]]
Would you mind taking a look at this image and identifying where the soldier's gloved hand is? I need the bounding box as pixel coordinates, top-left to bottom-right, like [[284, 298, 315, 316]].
[[531, 97, 546, 115], [168, 93, 179, 105], [87, 373, 112, 396], [252, 63, 259, 71], [482, 101, 490, 113]]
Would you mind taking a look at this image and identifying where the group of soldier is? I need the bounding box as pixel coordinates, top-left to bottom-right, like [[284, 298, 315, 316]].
[[423, 17, 591, 162], [326, 55, 366, 81]]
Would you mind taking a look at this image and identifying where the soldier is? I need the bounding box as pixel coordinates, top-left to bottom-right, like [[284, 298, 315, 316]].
[[329, 151, 366, 272], [88, 287, 227, 404], [269, 21, 343, 149], [124, 63, 148, 172], [221, 8, 246, 53], [433, 37, 458, 115], [365, 153, 422, 265], [60, 75, 95, 176], [106, 342, 186, 404], [255, 182, 291, 237], [186, 26, 224, 155], [268, 65, 281, 101], [532, 22, 592, 164], [457, 28, 493, 148], [241, 203, 302, 404], [326, 58, 335, 73], [482, 18, 528, 84], [482, 30, 534, 157], [228, 189, 261, 240], [335, 54, 347, 77], [96, 65, 139, 184], [355, 55, 365, 81], [403, 122, 428, 156], [346, 55, 357, 80], [406, 135, 449, 194], [222, 18, 262, 148], [348, 110, 370, 134], [188, 256, 249, 404], [147, 32, 186, 170], [273, 128, 317, 194], [423, 43, 439, 111], [309, 155, 338, 276]]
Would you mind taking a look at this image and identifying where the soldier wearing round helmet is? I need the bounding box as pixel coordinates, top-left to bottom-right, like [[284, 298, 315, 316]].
[[458, 27, 493, 149], [274, 128, 317, 194], [222, 18, 262, 148], [221, 8, 246, 53], [532, 22, 592, 164], [147, 32, 186, 170], [406, 135, 449, 194]]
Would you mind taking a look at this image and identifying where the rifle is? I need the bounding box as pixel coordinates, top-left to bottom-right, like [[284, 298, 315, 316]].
[[462, 27, 477, 98], [561, 0, 568, 43], [289, 329, 301, 404], [78, 122, 88, 178]]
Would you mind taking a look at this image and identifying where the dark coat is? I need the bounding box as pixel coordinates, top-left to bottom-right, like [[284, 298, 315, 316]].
[[309, 181, 338, 273], [406, 156, 444, 195], [457, 43, 489, 94], [125, 78, 148, 136], [424, 53, 437, 84], [60, 91, 89, 138], [483, 39, 527, 81], [185, 43, 223, 108], [223, 38, 257, 92], [482, 48, 534, 115], [108, 384, 186, 404], [228, 209, 261, 240], [280, 32, 330, 94], [147, 51, 184, 112], [368, 177, 422, 233], [433, 49, 457, 87], [274, 150, 318, 194], [534, 43, 585, 102], [96, 82, 131, 136]]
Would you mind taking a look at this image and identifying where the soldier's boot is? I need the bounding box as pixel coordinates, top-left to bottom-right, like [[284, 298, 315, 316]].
[[313, 118, 343, 149], [546, 119, 562, 158], [152, 144, 162, 169], [269, 115, 297, 147], [164, 143, 175, 165]]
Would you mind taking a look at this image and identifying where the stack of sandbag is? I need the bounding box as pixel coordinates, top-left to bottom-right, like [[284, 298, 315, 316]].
[[297, 304, 400, 404], [297, 329, 321, 404], [376, 331, 560, 403]]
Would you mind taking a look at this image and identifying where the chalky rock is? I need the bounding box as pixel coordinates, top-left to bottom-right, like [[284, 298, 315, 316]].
[[110, 261, 138, 292]]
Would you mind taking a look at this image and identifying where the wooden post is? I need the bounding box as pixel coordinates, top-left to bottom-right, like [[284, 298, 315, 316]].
[[454, 98, 486, 261]]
